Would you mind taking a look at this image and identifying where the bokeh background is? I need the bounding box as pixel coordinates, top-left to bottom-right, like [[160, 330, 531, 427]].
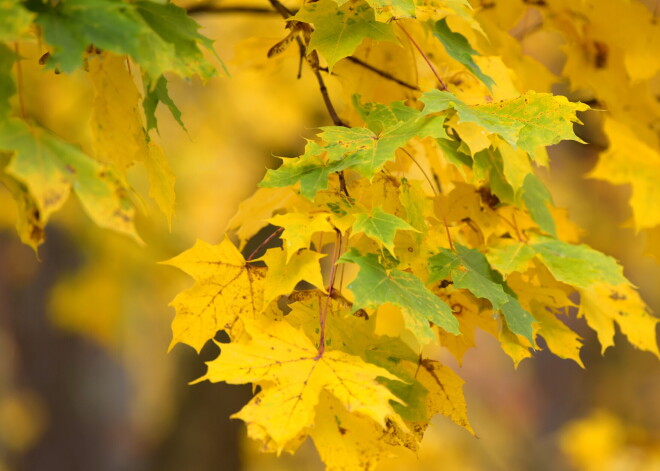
[[1, 1, 659, 470]]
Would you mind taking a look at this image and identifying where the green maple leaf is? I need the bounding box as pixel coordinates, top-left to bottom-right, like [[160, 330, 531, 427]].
[[421, 90, 589, 156], [429, 244, 535, 343], [486, 236, 627, 289], [143, 74, 185, 132], [259, 153, 357, 199], [261, 104, 448, 199], [472, 148, 514, 203], [340, 248, 459, 344], [521, 174, 556, 236], [353, 95, 419, 133], [294, 0, 397, 70], [35, 0, 145, 74], [0, 0, 33, 42], [529, 236, 627, 288], [33, 0, 216, 79], [135, 0, 217, 79], [353, 206, 417, 252], [0, 119, 141, 242], [433, 18, 494, 90]]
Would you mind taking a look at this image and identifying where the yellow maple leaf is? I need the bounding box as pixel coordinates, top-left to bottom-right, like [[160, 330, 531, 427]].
[[261, 247, 326, 305], [144, 141, 176, 229], [199, 317, 403, 452], [227, 187, 302, 248], [579, 282, 659, 359], [88, 53, 148, 171], [162, 237, 265, 352], [589, 118, 660, 230], [310, 392, 396, 471], [434, 290, 497, 365], [268, 212, 333, 259], [414, 358, 474, 434], [531, 302, 584, 368]]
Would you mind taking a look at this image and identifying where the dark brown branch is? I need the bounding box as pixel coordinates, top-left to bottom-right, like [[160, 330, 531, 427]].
[[346, 56, 420, 91]]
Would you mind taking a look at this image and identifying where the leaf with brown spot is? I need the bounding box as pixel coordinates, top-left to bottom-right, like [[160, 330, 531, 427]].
[[198, 317, 404, 453]]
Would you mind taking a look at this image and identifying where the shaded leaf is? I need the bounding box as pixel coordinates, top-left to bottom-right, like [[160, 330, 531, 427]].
[[433, 18, 494, 89]]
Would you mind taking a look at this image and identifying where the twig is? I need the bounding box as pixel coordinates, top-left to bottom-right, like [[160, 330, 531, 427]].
[[246, 226, 284, 261], [400, 148, 438, 196], [317, 228, 342, 358], [345, 56, 420, 91], [395, 21, 448, 91]]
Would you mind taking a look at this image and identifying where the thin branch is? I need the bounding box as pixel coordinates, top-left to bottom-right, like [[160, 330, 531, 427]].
[[247, 226, 284, 261], [399, 148, 439, 196], [395, 21, 448, 91], [311, 64, 346, 126], [345, 56, 420, 91], [317, 228, 342, 358], [268, 0, 294, 18]]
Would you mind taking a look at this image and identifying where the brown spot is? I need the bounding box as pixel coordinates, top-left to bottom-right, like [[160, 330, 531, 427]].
[[38, 52, 50, 65], [407, 247, 414, 253], [609, 291, 626, 301], [594, 41, 609, 69], [439, 280, 453, 288], [452, 304, 463, 315], [338, 426, 347, 435]]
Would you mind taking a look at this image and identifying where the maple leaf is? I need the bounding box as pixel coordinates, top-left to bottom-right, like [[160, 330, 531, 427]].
[[340, 248, 459, 343], [588, 117, 660, 230], [532, 303, 584, 368], [0, 119, 141, 242], [521, 173, 556, 236], [529, 235, 626, 288], [0, 0, 33, 42], [421, 90, 589, 156], [361, 0, 416, 21], [433, 18, 494, 89], [0, 158, 44, 251], [142, 74, 185, 132], [353, 206, 417, 253], [260, 247, 327, 305], [35, 0, 216, 79], [579, 283, 659, 358], [429, 244, 536, 343], [227, 186, 301, 248], [268, 212, 334, 259], [88, 52, 148, 171], [261, 110, 448, 199], [487, 236, 626, 288], [162, 237, 265, 352], [294, 0, 397, 70], [198, 317, 403, 452]]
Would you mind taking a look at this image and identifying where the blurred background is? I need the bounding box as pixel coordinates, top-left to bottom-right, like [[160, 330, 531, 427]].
[[1, 0, 659, 470]]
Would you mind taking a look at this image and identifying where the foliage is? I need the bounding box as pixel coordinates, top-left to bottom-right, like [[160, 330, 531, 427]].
[[1, 0, 659, 470]]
